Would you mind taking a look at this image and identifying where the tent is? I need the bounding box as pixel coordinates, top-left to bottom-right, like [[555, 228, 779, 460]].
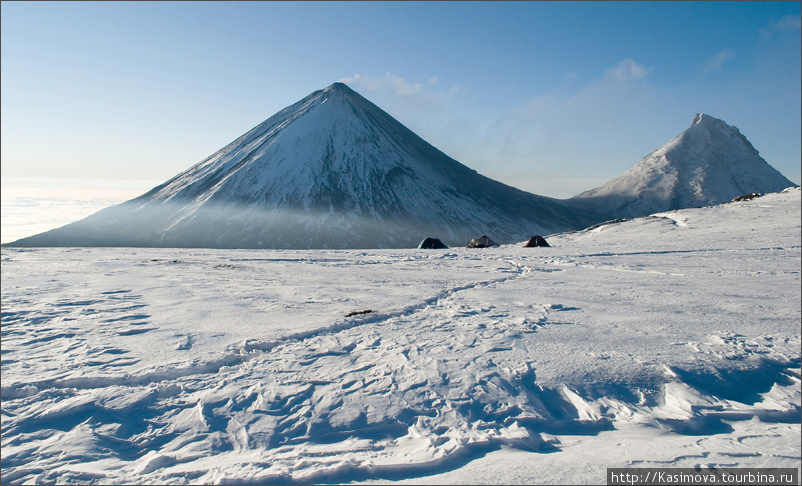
[[418, 237, 448, 249], [466, 235, 498, 248], [524, 235, 550, 247]]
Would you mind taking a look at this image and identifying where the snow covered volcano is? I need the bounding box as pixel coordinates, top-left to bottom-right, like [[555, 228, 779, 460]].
[[6, 83, 585, 249], [569, 113, 797, 220]]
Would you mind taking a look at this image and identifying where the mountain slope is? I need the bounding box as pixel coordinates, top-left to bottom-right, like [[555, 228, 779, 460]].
[[568, 113, 797, 221], [7, 83, 586, 249]]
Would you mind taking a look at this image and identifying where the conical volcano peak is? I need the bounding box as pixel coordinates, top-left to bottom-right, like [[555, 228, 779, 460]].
[[689, 112, 730, 131], [688, 113, 738, 136], [680, 113, 759, 156], [292, 82, 371, 117], [571, 113, 795, 219], [326, 81, 353, 92], [317, 82, 360, 102], [4, 81, 585, 249]]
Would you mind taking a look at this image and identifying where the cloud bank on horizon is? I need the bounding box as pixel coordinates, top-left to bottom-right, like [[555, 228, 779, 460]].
[[1, 2, 799, 198]]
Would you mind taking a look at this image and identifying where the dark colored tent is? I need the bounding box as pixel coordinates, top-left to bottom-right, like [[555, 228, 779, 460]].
[[418, 237, 448, 249], [524, 235, 550, 247], [466, 235, 498, 248]]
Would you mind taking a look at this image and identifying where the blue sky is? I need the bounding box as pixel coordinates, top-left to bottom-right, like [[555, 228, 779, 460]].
[[2, 1, 800, 198]]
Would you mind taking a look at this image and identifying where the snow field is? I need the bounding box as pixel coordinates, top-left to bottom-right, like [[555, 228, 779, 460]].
[[1, 188, 800, 484]]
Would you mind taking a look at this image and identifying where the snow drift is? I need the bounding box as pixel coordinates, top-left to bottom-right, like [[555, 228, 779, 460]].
[[2, 188, 799, 484]]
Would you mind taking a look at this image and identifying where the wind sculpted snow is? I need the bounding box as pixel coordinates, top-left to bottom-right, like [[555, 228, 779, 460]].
[[2, 188, 799, 484]]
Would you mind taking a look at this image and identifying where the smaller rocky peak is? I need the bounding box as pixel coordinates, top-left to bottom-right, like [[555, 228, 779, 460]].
[[689, 113, 726, 129]]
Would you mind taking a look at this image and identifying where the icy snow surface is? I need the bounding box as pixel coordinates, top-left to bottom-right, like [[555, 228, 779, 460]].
[[2, 188, 800, 484]]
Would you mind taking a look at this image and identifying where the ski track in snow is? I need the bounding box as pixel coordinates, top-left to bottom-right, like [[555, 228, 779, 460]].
[[2, 189, 800, 484]]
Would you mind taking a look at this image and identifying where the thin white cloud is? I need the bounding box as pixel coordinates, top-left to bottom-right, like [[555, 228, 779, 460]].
[[339, 74, 362, 84], [704, 49, 736, 72], [336, 72, 467, 159], [760, 14, 802, 36], [604, 58, 652, 81], [770, 14, 802, 30], [342, 64, 667, 198], [339, 72, 442, 97], [466, 58, 672, 197]]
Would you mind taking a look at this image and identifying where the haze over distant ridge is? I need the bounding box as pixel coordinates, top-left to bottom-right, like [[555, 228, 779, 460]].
[[4, 85, 796, 249], [4, 83, 585, 249]]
